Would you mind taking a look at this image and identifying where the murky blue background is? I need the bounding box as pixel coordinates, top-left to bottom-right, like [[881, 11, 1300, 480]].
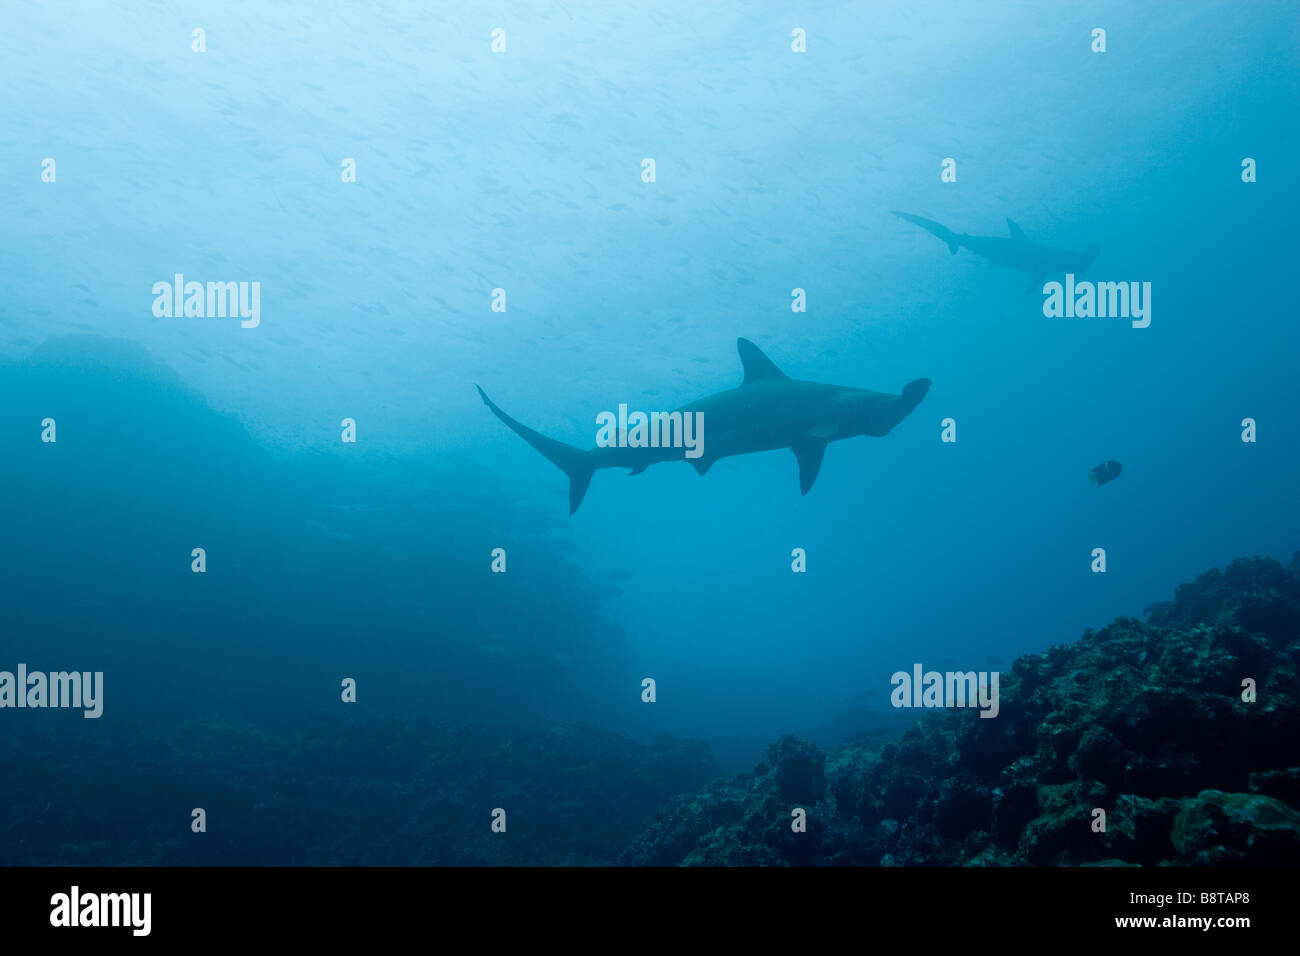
[[1, 1, 1296, 828]]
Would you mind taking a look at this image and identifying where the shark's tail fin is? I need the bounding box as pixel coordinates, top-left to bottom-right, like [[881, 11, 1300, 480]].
[[476, 386, 595, 514], [893, 211, 960, 255]]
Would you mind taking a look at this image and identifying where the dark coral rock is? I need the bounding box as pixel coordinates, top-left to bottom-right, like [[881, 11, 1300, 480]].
[[1248, 768, 1300, 807], [618, 777, 749, 866], [766, 736, 827, 806], [1020, 781, 1110, 865], [931, 775, 994, 840], [1100, 794, 1181, 865], [1068, 727, 1129, 790], [1171, 790, 1300, 865], [624, 553, 1300, 866], [0, 716, 719, 866], [993, 783, 1041, 844], [619, 738, 840, 867]]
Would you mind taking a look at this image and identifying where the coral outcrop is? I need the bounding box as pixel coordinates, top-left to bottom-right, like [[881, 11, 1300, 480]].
[[623, 555, 1300, 866]]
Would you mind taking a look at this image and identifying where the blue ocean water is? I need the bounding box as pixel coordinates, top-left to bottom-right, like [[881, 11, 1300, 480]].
[[1, 2, 1297, 864]]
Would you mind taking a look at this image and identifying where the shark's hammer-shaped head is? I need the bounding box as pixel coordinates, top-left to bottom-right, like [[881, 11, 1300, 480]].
[[832, 378, 931, 438]]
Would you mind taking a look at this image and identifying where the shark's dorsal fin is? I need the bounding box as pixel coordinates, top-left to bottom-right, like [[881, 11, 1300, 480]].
[[737, 338, 789, 385], [791, 440, 827, 494], [1006, 218, 1027, 241]]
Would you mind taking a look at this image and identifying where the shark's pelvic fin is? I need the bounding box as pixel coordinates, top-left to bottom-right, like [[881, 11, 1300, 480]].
[[475, 385, 595, 514], [791, 440, 828, 495], [737, 338, 789, 385], [1006, 218, 1027, 241]]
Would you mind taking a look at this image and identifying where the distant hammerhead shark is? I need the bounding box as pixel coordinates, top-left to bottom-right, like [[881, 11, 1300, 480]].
[[893, 211, 1099, 291], [477, 338, 930, 513]]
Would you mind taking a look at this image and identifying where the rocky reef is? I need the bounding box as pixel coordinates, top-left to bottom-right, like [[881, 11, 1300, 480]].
[[622, 554, 1300, 866], [4, 554, 1297, 866], [0, 717, 717, 866]]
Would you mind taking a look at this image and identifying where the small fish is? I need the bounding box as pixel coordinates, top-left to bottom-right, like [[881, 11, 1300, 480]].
[[1089, 460, 1123, 486]]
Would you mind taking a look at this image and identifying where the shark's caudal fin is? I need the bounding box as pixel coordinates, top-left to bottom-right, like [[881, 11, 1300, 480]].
[[893, 211, 960, 255], [476, 386, 595, 514]]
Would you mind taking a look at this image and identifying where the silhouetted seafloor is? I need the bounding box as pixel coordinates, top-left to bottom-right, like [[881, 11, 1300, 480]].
[[623, 554, 1300, 866], [3, 554, 1297, 866]]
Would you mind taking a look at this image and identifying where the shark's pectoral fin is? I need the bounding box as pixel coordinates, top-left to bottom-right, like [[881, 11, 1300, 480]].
[[791, 440, 828, 495], [1007, 218, 1027, 241], [689, 456, 715, 476], [628, 464, 648, 475]]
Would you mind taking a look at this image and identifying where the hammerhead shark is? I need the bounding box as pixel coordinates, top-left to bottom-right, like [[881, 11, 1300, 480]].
[[893, 211, 1099, 291], [477, 338, 931, 513]]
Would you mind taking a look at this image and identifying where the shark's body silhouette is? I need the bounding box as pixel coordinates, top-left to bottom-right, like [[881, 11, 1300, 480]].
[[893, 211, 1099, 291], [477, 338, 930, 513]]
